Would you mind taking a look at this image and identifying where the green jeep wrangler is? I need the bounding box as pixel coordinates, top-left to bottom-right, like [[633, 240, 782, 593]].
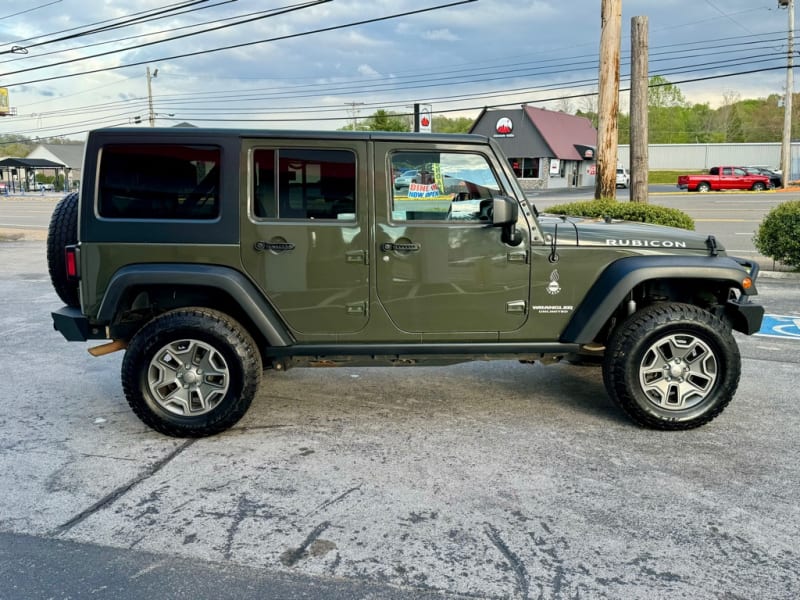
[[48, 127, 764, 437]]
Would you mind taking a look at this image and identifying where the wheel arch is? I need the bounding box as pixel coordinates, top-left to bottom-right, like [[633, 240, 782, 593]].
[[561, 255, 760, 345], [97, 264, 294, 348]]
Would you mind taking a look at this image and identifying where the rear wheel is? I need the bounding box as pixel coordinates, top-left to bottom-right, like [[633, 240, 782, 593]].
[[46, 192, 80, 307], [602, 303, 740, 430], [696, 182, 711, 193], [121, 308, 261, 437]]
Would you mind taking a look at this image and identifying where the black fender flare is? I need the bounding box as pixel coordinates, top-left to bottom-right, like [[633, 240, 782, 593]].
[[96, 263, 293, 347], [561, 255, 759, 344]]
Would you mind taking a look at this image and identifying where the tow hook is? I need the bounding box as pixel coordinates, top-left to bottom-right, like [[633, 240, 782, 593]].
[[88, 340, 128, 357]]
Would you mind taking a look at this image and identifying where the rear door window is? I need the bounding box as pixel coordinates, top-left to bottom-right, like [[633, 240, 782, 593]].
[[253, 148, 356, 220]]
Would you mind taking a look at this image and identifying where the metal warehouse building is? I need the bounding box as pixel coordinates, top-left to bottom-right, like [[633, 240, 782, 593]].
[[618, 142, 800, 178]]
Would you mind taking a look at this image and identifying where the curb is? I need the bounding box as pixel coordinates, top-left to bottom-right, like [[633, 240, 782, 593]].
[[759, 269, 800, 280]]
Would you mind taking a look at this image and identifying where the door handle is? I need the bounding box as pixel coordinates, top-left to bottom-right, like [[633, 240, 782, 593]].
[[254, 241, 295, 253], [381, 242, 420, 253]]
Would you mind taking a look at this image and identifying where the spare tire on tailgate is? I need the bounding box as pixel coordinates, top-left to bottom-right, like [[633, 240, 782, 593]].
[[47, 191, 80, 307]]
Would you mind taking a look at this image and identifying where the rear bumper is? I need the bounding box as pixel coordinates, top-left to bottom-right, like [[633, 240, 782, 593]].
[[52, 307, 107, 341]]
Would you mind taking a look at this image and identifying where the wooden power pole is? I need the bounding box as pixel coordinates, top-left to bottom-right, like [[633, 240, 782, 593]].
[[595, 0, 622, 200], [629, 16, 649, 203]]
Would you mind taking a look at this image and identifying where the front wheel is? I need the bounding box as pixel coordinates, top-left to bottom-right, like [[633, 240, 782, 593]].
[[602, 303, 741, 430], [751, 181, 766, 191], [121, 308, 261, 437]]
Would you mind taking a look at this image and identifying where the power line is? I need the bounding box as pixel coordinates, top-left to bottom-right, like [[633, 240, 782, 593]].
[[0, 0, 330, 78]]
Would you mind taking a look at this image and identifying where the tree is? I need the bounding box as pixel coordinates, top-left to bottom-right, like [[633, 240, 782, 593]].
[[431, 115, 474, 133], [366, 109, 409, 132]]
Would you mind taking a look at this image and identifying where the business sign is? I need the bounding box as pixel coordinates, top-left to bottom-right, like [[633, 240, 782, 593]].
[[549, 159, 560, 175], [418, 104, 432, 133], [0, 88, 9, 116], [494, 117, 514, 137]]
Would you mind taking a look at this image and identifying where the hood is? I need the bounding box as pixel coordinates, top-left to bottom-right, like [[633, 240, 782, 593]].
[[537, 214, 723, 253]]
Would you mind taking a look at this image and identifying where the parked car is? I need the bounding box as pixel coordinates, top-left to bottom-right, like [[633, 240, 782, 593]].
[[37, 183, 55, 192], [615, 167, 629, 188], [46, 126, 765, 437], [393, 169, 420, 189], [743, 166, 781, 189], [677, 166, 770, 192]]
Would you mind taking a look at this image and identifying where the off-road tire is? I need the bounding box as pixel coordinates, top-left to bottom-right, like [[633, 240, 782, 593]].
[[602, 303, 740, 430], [121, 308, 262, 437], [46, 192, 80, 307]]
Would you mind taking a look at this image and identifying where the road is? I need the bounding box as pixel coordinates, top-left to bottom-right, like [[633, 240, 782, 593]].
[[1, 234, 799, 599]]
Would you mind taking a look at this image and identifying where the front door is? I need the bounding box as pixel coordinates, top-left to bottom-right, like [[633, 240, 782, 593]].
[[240, 141, 369, 336], [375, 143, 531, 335]]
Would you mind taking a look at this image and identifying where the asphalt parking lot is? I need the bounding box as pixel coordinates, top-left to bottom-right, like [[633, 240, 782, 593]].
[[1, 238, 799, 600]]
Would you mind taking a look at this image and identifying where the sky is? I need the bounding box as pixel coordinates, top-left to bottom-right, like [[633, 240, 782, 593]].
[[0, 0, 794, 142]]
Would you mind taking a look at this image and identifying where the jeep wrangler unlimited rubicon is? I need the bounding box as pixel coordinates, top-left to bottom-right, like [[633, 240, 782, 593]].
[[48, 128, 764, 437]]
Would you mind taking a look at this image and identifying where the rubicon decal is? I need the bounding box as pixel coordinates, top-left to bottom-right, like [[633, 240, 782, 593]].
[[606, 239, 688, 248]]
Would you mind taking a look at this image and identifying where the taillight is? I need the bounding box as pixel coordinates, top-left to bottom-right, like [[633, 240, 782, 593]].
[[65, 247, 78, 279]]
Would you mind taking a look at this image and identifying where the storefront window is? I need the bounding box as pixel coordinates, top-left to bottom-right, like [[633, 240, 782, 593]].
[[508, 157, 539, 179]]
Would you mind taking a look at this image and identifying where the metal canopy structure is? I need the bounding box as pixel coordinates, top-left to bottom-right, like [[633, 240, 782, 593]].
[[0, 157, 67, 192]]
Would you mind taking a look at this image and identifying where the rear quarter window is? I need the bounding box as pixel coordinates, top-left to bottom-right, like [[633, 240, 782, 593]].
[[98, 144, 220, 220]]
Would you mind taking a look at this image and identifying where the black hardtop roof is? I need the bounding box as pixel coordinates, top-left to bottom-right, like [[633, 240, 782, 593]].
[[90, 127, 491, 145]]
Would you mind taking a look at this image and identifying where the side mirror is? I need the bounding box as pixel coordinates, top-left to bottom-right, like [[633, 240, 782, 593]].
[[491, 196, 518, 226], [491, 196, 523, 246]]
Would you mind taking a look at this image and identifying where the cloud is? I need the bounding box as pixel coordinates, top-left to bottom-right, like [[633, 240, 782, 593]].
[[422, 29, 458, 42], [357, 64, 380, 78], [0, 0, 789, 140]]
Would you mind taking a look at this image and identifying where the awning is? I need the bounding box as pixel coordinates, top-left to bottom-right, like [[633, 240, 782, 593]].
[[0, 157, 65, 168], [573, 145, 596, 160]]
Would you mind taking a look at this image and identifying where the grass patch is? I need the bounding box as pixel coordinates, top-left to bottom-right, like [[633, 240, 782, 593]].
[[647, 170, 701, 184]]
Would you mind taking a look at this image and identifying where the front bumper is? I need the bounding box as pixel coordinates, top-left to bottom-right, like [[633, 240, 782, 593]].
[[725, 298, 765, 336]]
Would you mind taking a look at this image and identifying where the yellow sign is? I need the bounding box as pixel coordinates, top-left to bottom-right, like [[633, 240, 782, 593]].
[[0, 88, 8, 115]]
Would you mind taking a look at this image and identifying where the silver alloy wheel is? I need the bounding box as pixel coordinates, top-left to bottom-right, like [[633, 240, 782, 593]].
[[638, 333, 718, 411], [147, 338, 230, 416]]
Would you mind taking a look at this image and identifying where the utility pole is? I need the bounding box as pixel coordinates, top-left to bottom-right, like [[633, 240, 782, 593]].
[[779, 0, 794, 187], [629, 15, 649, 203], [595, 0, 622, 200], [146, 67, 158, 127], [345, 101, 365, 130]]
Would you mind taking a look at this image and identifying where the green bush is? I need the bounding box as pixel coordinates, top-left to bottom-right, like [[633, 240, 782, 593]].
[[753, 200, 800, 269], [543, 199, 695, 230]]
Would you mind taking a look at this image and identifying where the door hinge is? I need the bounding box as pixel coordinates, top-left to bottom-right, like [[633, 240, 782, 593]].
[[345, 250, 368, 264], [346, 301, 367, 315], [506, 300, 527, 313]]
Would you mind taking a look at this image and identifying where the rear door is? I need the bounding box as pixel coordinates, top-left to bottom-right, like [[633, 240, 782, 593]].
[[240, 139, 370, 335], [373, 141, 531, 335]]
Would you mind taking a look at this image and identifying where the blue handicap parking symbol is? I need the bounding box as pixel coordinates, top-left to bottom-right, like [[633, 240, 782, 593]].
[[757, 315, 800, 340]]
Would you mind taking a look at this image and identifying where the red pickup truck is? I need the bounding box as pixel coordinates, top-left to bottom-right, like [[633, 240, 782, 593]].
[[677, 166, 770, 192]]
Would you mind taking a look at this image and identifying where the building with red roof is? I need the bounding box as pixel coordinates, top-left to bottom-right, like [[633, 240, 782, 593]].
[[470, 105, 598, 191]]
